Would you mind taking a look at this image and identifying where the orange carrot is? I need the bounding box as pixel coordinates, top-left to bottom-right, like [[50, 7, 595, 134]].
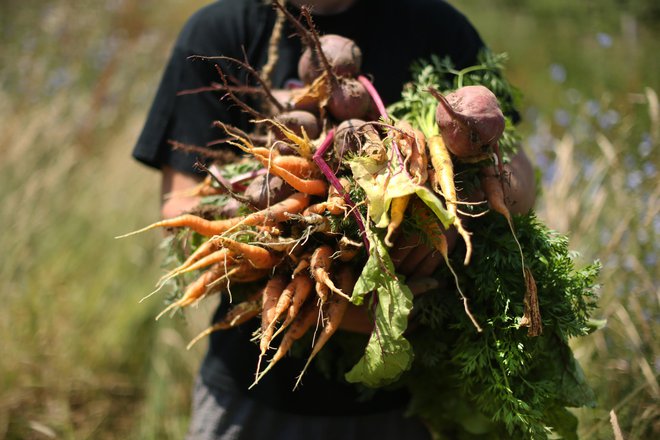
[[337, 237, 363, 262], [480, 167, 527, 284], [250, 147, 320, 180], [292, 251, 313, 277], [155, 264, 230, 320], [159, 247, 234, 287], [161, 237, 223, 282], [116, 214, 245, 238], [428, 135, 473, 265], [215, 237, 280, 269], [258, 275, 288, 358], [186, 291, 262, 349], [294, 292, 349, 389], [310, 244, 350, 301], [117, 192, 310, 239], [253, 153, 328, 196], [250, 301, 320, 387], [270, 273, 314, 340]]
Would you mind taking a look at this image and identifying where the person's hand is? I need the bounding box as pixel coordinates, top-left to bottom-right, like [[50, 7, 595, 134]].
[[160, 165, 204, 219]]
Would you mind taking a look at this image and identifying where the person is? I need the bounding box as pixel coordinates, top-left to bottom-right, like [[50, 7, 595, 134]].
[[132, 1, 536, 438]]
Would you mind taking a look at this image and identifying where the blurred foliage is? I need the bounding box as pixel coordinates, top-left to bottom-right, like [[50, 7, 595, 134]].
[[0, 0, 657, 438]]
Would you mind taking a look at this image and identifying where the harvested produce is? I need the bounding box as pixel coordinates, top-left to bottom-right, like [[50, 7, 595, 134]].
[[120, 5, 600, 439]]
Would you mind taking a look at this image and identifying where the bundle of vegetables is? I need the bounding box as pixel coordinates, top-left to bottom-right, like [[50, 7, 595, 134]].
[[119, 4, 601, 439]]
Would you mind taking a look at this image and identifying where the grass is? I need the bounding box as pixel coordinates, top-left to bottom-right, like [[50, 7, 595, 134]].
[[1, 0, 657, 438]]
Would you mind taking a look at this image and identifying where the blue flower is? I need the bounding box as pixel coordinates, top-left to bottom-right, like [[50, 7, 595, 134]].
[[554, 109, 570, 127], [549, 63, 566, 83], [596, 33, 613, 48]]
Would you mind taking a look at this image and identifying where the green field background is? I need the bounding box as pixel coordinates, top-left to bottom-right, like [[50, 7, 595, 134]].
[[1, 0, 658, 438]]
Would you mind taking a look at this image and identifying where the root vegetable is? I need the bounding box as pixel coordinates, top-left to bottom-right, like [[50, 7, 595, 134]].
[[297, 34, 362, 84], [250, 301, 320, 387], [117, 193, 310, 238], [258, 275, 288, 360], [243, 175, 295, 210], [186, 291, 262, 349], [428, 135, 473, 265], [274, 110, 321, 140], [310, 244, 349, 302], [294, 275, 350, 388], [429, 86, 505, 158], [384, 195, 411, 247], [215, 237, 280, 269], [326, 77, 372, 121]]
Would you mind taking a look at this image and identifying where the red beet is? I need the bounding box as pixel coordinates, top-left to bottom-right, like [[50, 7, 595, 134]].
[[298, 34, 362, 84], [433, 85, 505, 158], [274, 110, 321, 139], [326, 78, 372, 121]]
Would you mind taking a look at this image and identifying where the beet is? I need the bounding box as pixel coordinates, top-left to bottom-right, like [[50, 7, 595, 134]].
[[434, 85, 505, 158], [274, 110, 321, 139], [298, 34, 362, 84], [243, 174, 295, 210], [334, 119, 365, 161], [326, 78, 371, 121]]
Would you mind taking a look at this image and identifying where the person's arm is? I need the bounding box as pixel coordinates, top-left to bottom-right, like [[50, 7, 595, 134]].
[[160, 166, 204, 219]]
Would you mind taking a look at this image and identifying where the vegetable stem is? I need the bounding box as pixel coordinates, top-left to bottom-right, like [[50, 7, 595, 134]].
[[358, 75, 388, 120], [313, 129, 369, 250]]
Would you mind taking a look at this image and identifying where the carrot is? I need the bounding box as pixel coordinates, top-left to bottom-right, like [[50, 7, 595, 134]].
[[427, 135, 473, 265], [250, 301, 320, 387], [250, 147, 320, 180], [215, 237, 280, 269], [292, 251, 313, 277], [413, 199, 482, 332], [155, 264, 230, 320], [520, 267, 542, 337], [117, 192, 310, 239], [115, 214, 245, 239], [384, 195, 411, 247], [270, 273, 314, 340], [253, 153, 328, 196], [258, 275, 288, 364], [303, 178, 348, 216], [310, 244, 350, 302], [159, 237, 223, 283], [294, 278, 350, 389], [156, 247, 234, 290], [186, 291, 262, 349], [243, 192, 311, 225], [337, 236, 363, 262], [480, 167, 526, 282]]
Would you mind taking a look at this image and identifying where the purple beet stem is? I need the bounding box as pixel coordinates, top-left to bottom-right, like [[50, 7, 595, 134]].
[[313, 129, 370, 251], [358, 75, 388, 120]]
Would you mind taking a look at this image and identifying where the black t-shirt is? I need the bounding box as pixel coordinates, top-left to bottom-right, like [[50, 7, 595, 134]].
[[133, 0, 485, 416]]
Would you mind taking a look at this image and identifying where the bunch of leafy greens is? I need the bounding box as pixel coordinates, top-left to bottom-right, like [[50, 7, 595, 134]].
[[403, 213, 600, 439], [331, 52, 601, 439]]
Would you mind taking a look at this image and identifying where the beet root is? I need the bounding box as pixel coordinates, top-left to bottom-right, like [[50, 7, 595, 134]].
[[244, 174, 295, 210], [298, 34, 362, 84], [274, 110, 321, 140], [433, 85, 505, 158], [326, 78, 372, 121], [334, 119, 366, 161]]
